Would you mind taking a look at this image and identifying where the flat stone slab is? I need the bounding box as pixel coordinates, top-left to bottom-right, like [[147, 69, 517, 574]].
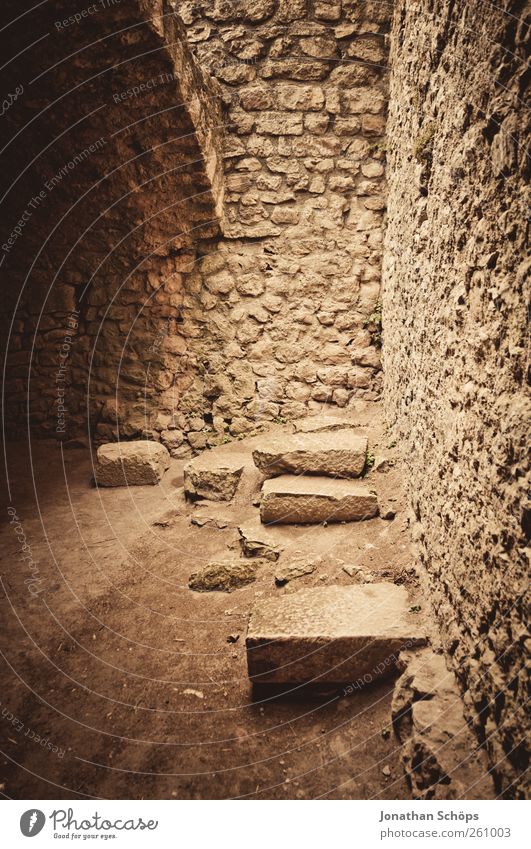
[[260, 476, 378, 524], [95, 441, 170, 486], [253, 429, 368, 478], [246, 584, 426, 684], [184, 454, 245, 501]]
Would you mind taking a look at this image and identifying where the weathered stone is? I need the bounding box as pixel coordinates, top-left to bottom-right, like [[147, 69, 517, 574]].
[[275, 555, 321, 585], [239, 518, 282, 561], [277, 84, 325, 111], [260, 476, 378, 524], [393, 650, 494, 799], [255, 112, 304, 136], [189, 559, 261, 593], [253, 430, 368, 478], [293, 416, 358, 433], [94, 441, 170, 487], [184, 454, 245, 501], [246, 584, 426, 683]]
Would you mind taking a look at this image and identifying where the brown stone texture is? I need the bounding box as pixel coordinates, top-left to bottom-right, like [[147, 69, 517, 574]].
[[393, 650, 494, 800], [95, 440, 170, 486], [383, 0, 530, 797], [246, 584, 426, 683], [252, 429, 368, 477], [260, 475, 378, 524], [170, 0, 390, 441], [1, 0, 223, 445]]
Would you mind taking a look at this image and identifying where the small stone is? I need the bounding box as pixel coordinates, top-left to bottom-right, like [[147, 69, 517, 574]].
[[227, 634, 240, 643], [239, 519, 283, 561], [189, 560, 263, 593], [95, 441, 170, 487], [382, 765, 391, 777], [184, 454, 245, 501]]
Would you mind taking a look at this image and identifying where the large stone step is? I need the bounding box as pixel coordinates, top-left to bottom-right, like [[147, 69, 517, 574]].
[[260, 475, 378, 524], [246, 584, 426, 685], [252, 429, 368, 478]]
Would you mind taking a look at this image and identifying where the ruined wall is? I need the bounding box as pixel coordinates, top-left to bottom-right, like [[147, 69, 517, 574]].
[[1, 0, 222, 444], [161, 0, 390, 448], [383, 0, 530, 797]]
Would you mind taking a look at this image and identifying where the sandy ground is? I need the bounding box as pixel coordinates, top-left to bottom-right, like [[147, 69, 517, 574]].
[[0, 405, 426, 799]]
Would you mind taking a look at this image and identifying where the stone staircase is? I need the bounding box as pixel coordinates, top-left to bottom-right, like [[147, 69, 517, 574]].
[[252, 423, 378, 526]]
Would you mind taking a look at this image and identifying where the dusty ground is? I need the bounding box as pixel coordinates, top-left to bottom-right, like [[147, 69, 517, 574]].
[[0, 403, 427, 799]]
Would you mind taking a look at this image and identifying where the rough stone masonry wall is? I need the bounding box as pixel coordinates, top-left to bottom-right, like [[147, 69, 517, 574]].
[[383, 0, 530, 797], [1, 0, 223, 444], [155, 0, 390, 451]]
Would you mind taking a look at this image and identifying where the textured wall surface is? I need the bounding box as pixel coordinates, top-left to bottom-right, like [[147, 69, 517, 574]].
[[164, 0, 390, 450], [383, 0, 530, 797], [1, 0, 223, 443]]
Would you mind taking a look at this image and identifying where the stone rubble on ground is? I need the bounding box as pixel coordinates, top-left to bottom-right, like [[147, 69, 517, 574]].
[[189, 559, 266, 593]]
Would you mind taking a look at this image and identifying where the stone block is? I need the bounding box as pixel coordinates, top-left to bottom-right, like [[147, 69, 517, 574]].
[[95, 441, 170, 487], [246, 584, 427, 684], [184, 453, 245, 501], [253, 429, 368, 478]]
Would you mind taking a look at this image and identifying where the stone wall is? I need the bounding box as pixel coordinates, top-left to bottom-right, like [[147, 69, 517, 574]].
[[383, 0, 530, 797], [158, 0, 390, 451], [1, 0, 223, 444]]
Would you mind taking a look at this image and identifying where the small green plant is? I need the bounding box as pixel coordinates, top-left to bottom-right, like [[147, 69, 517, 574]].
[[364, 300, 383, 348], [409, 605, 422, 614], [273, 416, 288, 425], [364, 450, 375, 475]]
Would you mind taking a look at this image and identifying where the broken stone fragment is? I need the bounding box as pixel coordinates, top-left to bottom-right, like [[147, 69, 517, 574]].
[[184, 454, 245, 501], [246, 584, 426, 684], [293, 415, 358, 433], [274, 555, 322, 585], [260, 476, 378, 524], [239, 519, 282, 561], [94, 441, 170, 487], [252, 429, 368, 478], [189, 560, 264, 593], [392, 650, 494, 799]]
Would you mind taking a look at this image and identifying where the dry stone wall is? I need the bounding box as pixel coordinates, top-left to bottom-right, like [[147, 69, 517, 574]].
[[154, 0, 390, 452], [1, 0, 223, 444], [383, 0, 530, 797]]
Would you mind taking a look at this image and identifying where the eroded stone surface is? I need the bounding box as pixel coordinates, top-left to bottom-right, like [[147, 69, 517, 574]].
[[260, 475, 378, 524], [393, 650, 494, 799], [184, 454, 245, 501], [239, 518, 283, 560], [247, 584, 426, 683], [253, 430, 368, 478], [274, 554, 322, 585], [95, 441, 170, 487], [189, 560, 262, 593]]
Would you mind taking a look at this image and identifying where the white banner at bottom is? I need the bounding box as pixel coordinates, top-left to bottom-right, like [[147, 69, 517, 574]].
[[1, 799, 528, 848]]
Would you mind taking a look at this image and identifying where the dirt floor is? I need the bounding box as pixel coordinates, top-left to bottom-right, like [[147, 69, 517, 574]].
[[0, 403, 428, 799]]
